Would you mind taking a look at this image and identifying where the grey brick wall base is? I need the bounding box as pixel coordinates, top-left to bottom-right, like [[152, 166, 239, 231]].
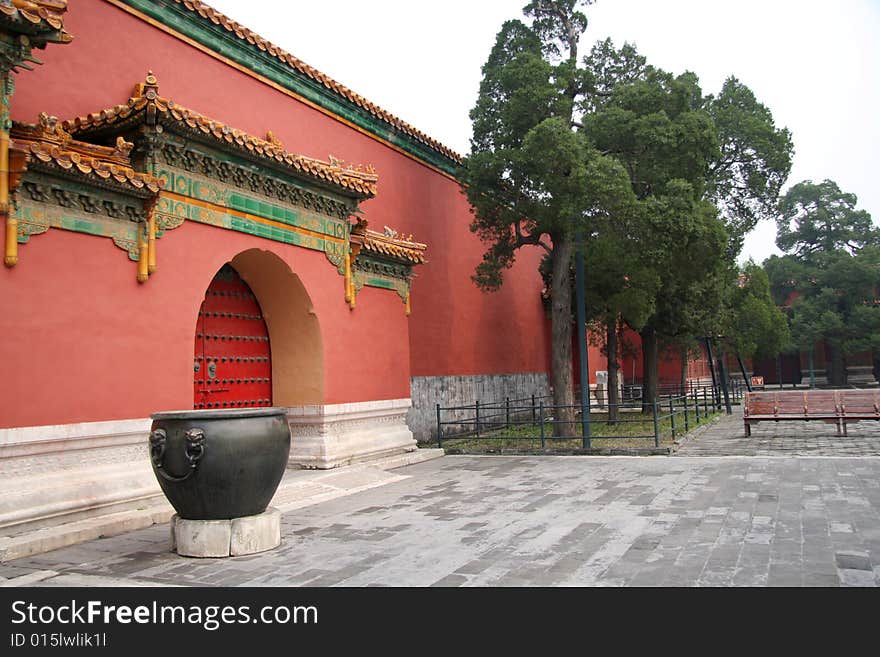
[[407, 372, 550, 443]]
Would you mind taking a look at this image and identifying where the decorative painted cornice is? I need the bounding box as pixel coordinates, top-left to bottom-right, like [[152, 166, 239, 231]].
[[62, 71, 378, 200], [11, 112, 162, 195], [342, 218, 425, 313], [112, 0, 463, 177], [8, 111, 164, 281]]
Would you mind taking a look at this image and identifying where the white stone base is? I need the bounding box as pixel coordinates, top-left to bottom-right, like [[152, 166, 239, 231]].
[[847, 366, 877, 386], [287, 398, 417, 470], [0, 418, 162, 535], [171, 508, 281, 558]]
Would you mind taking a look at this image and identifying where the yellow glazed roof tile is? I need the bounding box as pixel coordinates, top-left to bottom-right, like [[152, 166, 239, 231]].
[[11, 112, 163, 194], [0, 0, 72, 40], [62, 72, 378, 198], [360, 227, 427, 265]]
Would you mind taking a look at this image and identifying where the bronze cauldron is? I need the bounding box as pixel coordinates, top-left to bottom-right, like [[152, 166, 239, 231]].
[[148, 407, 290, 520]]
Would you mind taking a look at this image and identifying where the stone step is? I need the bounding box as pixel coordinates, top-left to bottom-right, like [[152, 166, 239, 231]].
[[0, 501, 174, 563], [355, 447, 444, 470]]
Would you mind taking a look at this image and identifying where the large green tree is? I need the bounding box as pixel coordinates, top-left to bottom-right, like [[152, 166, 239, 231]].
[[705, 78, 794, 251], [766, 179, 880, 386], [725, 261, 791, 363], [577, 37, 791, 408], [463, 0, 632, 431], [580, 54, 731, 408], [776, 179, 878, 257], [464, 0, 793, 419], [579, 196, 655, 421], [635, 191, 731, 408]]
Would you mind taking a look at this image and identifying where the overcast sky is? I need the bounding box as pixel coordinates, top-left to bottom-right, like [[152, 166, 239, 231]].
[[205, 0, 879, 265]]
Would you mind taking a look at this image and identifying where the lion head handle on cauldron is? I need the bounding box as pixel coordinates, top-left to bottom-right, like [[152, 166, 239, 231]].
[[184, 428, 206, 468], [149, 428, 167, 469], [148, 426, 207, 482]]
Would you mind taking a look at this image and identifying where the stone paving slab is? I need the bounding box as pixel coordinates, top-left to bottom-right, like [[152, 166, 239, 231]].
[[675, 405, 880, 457], [2, 451, 879, 587]]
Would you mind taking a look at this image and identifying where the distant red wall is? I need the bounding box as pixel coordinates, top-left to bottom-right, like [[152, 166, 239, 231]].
[[571, 331, 608, 386], [618, 328, 712, 386], [1, 1, 549, 427]]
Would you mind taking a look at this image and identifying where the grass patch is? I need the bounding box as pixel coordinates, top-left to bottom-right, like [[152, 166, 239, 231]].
[[437, 408, 723, 453]]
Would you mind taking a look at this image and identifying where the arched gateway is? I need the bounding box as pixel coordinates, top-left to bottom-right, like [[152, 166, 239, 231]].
[[194, 264, 272, 410]]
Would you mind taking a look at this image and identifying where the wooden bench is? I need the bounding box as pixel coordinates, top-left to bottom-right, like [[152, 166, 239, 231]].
[[743, 389, 880, 436], [838, 389, 880, 435]]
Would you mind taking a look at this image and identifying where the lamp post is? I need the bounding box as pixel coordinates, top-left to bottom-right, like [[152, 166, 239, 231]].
[[716, 339, 732, 415], [703, 336, 720, 408], [704, 335, 732, 413]]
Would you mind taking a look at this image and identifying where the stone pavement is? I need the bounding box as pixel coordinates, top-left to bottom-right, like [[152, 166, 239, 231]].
[[1, 407, 879, 587], [674, 404, 880, 457]]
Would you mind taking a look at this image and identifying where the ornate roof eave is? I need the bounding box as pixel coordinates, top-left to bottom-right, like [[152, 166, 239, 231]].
[[350, 220, 427, 266], [0, 0, 72, 44], [10, 113, 163, 197], [62, 72, 379, 201]]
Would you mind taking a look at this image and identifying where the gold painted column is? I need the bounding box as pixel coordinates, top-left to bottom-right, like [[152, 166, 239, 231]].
[[344, 247, 352, 304], [147, 212, 156, 274], [2, 71, 15, 267], [348, 255, 357, 309], [347, 241, 363, 310], [137, 220, 149, 283]]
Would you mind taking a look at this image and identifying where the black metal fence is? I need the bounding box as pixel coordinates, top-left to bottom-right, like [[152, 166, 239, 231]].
[[622, 379, 747, 401], [434, 382, 744, 450]]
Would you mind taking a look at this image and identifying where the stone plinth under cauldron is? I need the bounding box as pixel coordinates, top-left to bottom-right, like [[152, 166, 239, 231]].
[[149, 407, 290, 558]]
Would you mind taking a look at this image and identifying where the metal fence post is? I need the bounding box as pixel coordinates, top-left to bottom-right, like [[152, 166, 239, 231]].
[[475, 400, 480, 438], [531, 394, 536, 425], [436, 403, 443, 449], [506, 397, 510, 429], [653, 400, 660, 448], [694, 389, 700, 423], [683, 394, 689, 432], [539, 400, 545, 449], [669, 397, 676, 440]]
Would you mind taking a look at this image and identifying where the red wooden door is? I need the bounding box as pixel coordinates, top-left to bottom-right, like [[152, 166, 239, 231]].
[[193, 264, 272, 409]]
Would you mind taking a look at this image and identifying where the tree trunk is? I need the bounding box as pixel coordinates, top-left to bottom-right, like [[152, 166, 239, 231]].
[[606, 318, 620, 423], [550, 236, 575, 436], [828, 344, 845, 387], [640, 326, 659, 413]]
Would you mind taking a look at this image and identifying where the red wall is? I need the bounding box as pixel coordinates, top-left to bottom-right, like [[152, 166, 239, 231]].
[[1, 1, 549, 427], [571, 332, 608, 386], [0, 220, 412, 428], [618, 328, 712, 386]]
